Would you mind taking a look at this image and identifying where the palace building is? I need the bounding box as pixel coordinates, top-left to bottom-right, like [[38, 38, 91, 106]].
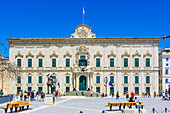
[[7, 24, 161, 96]]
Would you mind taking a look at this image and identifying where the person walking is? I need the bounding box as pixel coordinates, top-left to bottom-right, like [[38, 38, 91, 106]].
[[23, 91, 27, 101], [91, 91, 93, 97], [31, 91, 34, 101], [27, 91, 30, 100], [36, 91, 39, 101], [0, 89, 3, 96], [126, 91, 129, 101], [56, 90, 59, 99], [115, 91, 120, 102], [19, 90, 23, 101], [131, 91, 135, 100]]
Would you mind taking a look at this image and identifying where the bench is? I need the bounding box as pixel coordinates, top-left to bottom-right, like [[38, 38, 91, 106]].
[[106, 101, 144, 111], [0, 103, 13, 113], [14, 100, 32, 112]]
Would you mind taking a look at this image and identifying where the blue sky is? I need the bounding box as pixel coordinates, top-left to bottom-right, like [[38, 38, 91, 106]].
[[0, 0, 170, 57]]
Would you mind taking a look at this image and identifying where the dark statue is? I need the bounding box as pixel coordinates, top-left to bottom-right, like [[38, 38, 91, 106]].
[[46, 74, 55, 94]]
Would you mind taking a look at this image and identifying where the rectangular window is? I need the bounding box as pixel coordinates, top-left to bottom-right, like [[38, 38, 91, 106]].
[[165, 79, 169, 84], [110, 87, 114, 94], [66, 76, 70, 83], [66, 87, 70, 92], [135, 76, 139, 84], [96, 76, 100, 84], [28, 76, 32, 84], [165, 69, 169, 75], [124, 58, 128, 67], [135, 58, 139, 67], [146, 58, 150, 67], [17, 87, 21, 94], [28, 87, 32, 92], [52, 59, 56, 67], [146, 87, 150, 94], [110, 76, 114, 84], [96, 87, 100, 93], [39, 59, 43, 67], [124, 87, 128, 94], [17, 59, 21, 67], [110, 58, 114, 67], [79, 56, 87, 66], [38, 87, 42, 94], [80, 56, 86, 60], [39, 76, 42, 84], [124, 76, 128, 84], [146, 76, 150, 84], [66, 59, 70, 67], [96, 58, 100, 67], [17, 76, 21, 84], [28, 59, 32, 67], [135, 87, 139, 94]]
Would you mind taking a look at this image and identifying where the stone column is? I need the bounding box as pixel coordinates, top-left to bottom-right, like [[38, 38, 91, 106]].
[[87, 74, 89, 91], [89, 74, 91, 90]]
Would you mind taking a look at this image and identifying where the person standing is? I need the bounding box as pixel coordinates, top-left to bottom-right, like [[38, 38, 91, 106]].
[[126, 91, 129, 101], [24, 91, 27, 101], [40, 91, 44, 101], [56, 90, 59, 99], [31, 91, 34, 101], [36, 91, 39, 101], [27, 91, 30, 100], [116, 91, 120, 102], [19, 90, 23, 101], [91, 91, 93, 97], [131, 91, 135, 100], [0, 89, 3, 96]]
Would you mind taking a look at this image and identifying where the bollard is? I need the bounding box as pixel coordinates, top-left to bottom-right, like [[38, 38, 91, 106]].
[[153, 108, 155, 113], [165, 108, 167, 113], [80, 111, 83, 113]]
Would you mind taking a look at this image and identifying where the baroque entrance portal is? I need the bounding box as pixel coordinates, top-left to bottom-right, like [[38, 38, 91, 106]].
[[79, 76, 86, 91]]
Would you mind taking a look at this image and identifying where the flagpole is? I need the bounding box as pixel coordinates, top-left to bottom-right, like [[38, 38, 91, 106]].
[[83, 7, 84, 24]]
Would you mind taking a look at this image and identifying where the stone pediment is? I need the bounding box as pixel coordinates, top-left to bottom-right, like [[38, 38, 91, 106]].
[[143, 50, 152, 57], [26, 51, 34, 58], [36, 51, 45, 58], [108, 50, 116, 58], [121, 50, 130, 57], [64, 51, 72, 58], [15, 51, 24, 58], [50, 51, 58, 58], [71, 24, 96, 38], [94, 51, 102, 58], [132, 50, 141, 57]]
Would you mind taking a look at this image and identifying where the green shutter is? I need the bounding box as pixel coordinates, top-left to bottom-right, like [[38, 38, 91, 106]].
[[96, 76, 100, 84], [28, 76, 32, 84], [110, 58, 114, 67], [110, 87, 114, 94], [135, 87, 139, 94], [135, 76, 139, 84], [146, 76, 150, 84], [52, 59, 56, 67], [146, 58, 150, 67], [124, 58, 128, 67], [96, 58, 100, 67], [66, 76, 70, 83], [39, 76, 42, 84], [124, 87, 128, 94], [96, 87, 100, 93], [38, 87, 42, 94], [66, 87, 70, 92], [66, 59, 70, 67], [17, 87, 21, 94], [17, 76, 21, 84], [28, 59, 32, 67], [135, 58, 139, 67], [17, 59, 21, 67], [110, 76, 114, 84], [39, 59, 43, 67], [124, 76, 128, 84], [80, 56, 86, 60]]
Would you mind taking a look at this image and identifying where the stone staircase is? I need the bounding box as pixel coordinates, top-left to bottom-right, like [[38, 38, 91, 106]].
[[65, 91, 97, 97]]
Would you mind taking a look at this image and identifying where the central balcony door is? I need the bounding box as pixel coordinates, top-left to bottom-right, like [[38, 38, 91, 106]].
[[79, 76, 86, 91]]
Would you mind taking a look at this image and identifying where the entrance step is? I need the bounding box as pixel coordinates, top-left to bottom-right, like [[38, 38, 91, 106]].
[[65, 91, 97, 97]]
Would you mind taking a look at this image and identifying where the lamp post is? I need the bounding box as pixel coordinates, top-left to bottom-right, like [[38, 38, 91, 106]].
[[104, 76, 108, 97]]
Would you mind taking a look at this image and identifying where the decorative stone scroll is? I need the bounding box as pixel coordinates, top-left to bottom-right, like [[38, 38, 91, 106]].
[[107, 50, 116, 58], [121, 50, 130, 58], [143, 50, 152, 57], [50, 51, 58, 58], [36, 51, 45, 58], [15, 51, 24, 58], [132, 50, 141, 57], [94, 51, 102, 58], [26, 51, 34, 58], [64, 51, 72, 58]]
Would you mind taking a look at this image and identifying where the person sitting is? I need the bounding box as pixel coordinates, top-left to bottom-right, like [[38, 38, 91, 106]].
[[129, 97, 134, 102]]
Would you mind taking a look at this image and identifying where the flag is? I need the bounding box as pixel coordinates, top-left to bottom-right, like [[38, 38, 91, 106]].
[[57, 82, 60, 88], [109, 81, 114, 87], [103, 82, 106, 87], [83, 7, 85, 15]]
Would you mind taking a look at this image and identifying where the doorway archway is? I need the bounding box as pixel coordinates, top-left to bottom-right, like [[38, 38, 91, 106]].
[[79, 76, 86, 91]]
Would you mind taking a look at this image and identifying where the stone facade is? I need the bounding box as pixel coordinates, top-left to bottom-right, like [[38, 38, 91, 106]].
[[7, 24, 161, 96]]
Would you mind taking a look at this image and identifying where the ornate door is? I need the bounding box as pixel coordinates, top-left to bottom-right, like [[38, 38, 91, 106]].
[[79, 76, 86, 91]]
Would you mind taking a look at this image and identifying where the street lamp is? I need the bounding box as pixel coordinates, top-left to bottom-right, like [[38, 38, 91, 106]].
[[104, 76, 108, 97]]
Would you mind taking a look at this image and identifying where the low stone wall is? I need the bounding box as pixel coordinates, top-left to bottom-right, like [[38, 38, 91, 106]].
[[0, 95, 13, 104]]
